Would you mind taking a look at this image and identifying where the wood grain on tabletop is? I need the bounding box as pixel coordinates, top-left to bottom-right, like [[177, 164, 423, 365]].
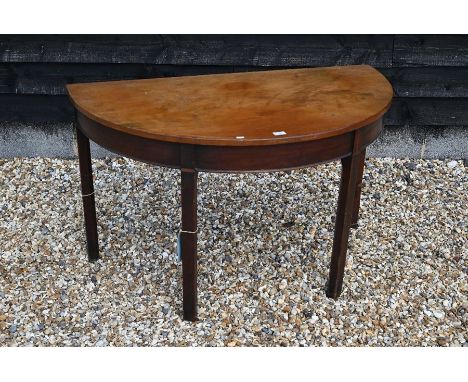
[[67, 65, 393, 146]]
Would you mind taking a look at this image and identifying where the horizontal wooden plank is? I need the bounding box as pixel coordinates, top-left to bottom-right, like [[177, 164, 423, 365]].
[[1, 95, 468, 128], [0, 95, 73, 122], [385, 98, 468, 126], [394, 35, 468, 67], [380, 67, 468, 97], [0, 35, 394, 67], [0, 63, 244, 95], [0, 63, 297, 95], [4, 64, 468, 98]]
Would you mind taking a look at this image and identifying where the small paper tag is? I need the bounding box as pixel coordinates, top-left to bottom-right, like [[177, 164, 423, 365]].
[[273, 131, 287, 136], [177, 233, 182, 261]]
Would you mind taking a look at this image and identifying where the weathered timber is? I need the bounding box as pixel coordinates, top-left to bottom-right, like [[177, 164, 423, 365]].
[[0, 63, 287, 95], [0, 94, 73, 122], [4, 64, 468, 97], [380, 67, 468, 97], [385, 98, 468, 126], [0, 35, 394, 67], [394, 35, 468, 67]]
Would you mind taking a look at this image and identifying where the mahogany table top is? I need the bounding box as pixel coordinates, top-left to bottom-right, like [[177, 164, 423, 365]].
[[67, 65, 393, 146]]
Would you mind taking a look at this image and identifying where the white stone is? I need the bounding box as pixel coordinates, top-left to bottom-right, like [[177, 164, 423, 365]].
[[432, 311, 445, 319], [447, 160, 458, 168]]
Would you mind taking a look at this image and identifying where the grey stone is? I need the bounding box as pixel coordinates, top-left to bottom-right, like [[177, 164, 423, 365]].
[[261, 327, 274, 335]]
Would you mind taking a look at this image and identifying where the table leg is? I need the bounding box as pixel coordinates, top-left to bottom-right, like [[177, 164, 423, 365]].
[[75, 124, 100, 262], [350, 149, 366, 229], [326, 151, 364, 298], [181, 169, 198, 321]]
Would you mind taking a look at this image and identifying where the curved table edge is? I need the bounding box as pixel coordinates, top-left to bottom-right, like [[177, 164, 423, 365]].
[[66, 66, 393, 146], [75, 111, 384, 173]]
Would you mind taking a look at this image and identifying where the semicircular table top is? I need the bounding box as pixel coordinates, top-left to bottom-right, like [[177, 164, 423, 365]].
[[67, 65, 393, 146]]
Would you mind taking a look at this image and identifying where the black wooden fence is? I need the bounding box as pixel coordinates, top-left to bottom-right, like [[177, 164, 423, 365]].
[[1, 35, 467, 157]]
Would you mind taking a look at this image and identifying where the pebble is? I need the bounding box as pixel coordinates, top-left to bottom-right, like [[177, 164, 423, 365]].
[[447, 160, 458, 168], [262, 327, 274, 335], [432, 311, 445, 319], [0, 157, 466, 346], [436, 337, 448, 346]]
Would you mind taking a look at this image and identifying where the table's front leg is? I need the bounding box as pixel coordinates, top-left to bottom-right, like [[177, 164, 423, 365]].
[[326, 150, 365, 298], [75, 123, 100, 261], [180, 169, 198, 321]]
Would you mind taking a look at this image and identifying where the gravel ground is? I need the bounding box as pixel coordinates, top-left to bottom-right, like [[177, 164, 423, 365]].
[[0, 157, 466, 346]]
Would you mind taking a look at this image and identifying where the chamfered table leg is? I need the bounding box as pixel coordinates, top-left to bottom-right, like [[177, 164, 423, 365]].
[[326, 151, 364, 298], [350, 149, 366, 229], [180, 169, 198, 321], [75, 123, 100, 262]]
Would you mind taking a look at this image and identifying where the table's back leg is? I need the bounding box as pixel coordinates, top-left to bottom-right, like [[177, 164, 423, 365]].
[[350, 149, 366, 229], [75, 123, 100, 262], [180, 169, 198, 321], [326, 150, 364, 298]]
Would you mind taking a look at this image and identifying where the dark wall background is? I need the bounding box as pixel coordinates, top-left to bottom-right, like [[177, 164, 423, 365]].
[[0, 35, 467, 158]]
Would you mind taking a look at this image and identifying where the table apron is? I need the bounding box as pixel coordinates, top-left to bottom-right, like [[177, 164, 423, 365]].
[[76, 112, 382, 173]]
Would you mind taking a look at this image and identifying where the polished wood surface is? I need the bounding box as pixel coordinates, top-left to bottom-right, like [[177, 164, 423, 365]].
[[67, 65, 392, 146]]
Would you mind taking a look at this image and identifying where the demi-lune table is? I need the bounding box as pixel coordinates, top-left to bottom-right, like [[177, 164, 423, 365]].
[[67, 65, 393, 321]]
